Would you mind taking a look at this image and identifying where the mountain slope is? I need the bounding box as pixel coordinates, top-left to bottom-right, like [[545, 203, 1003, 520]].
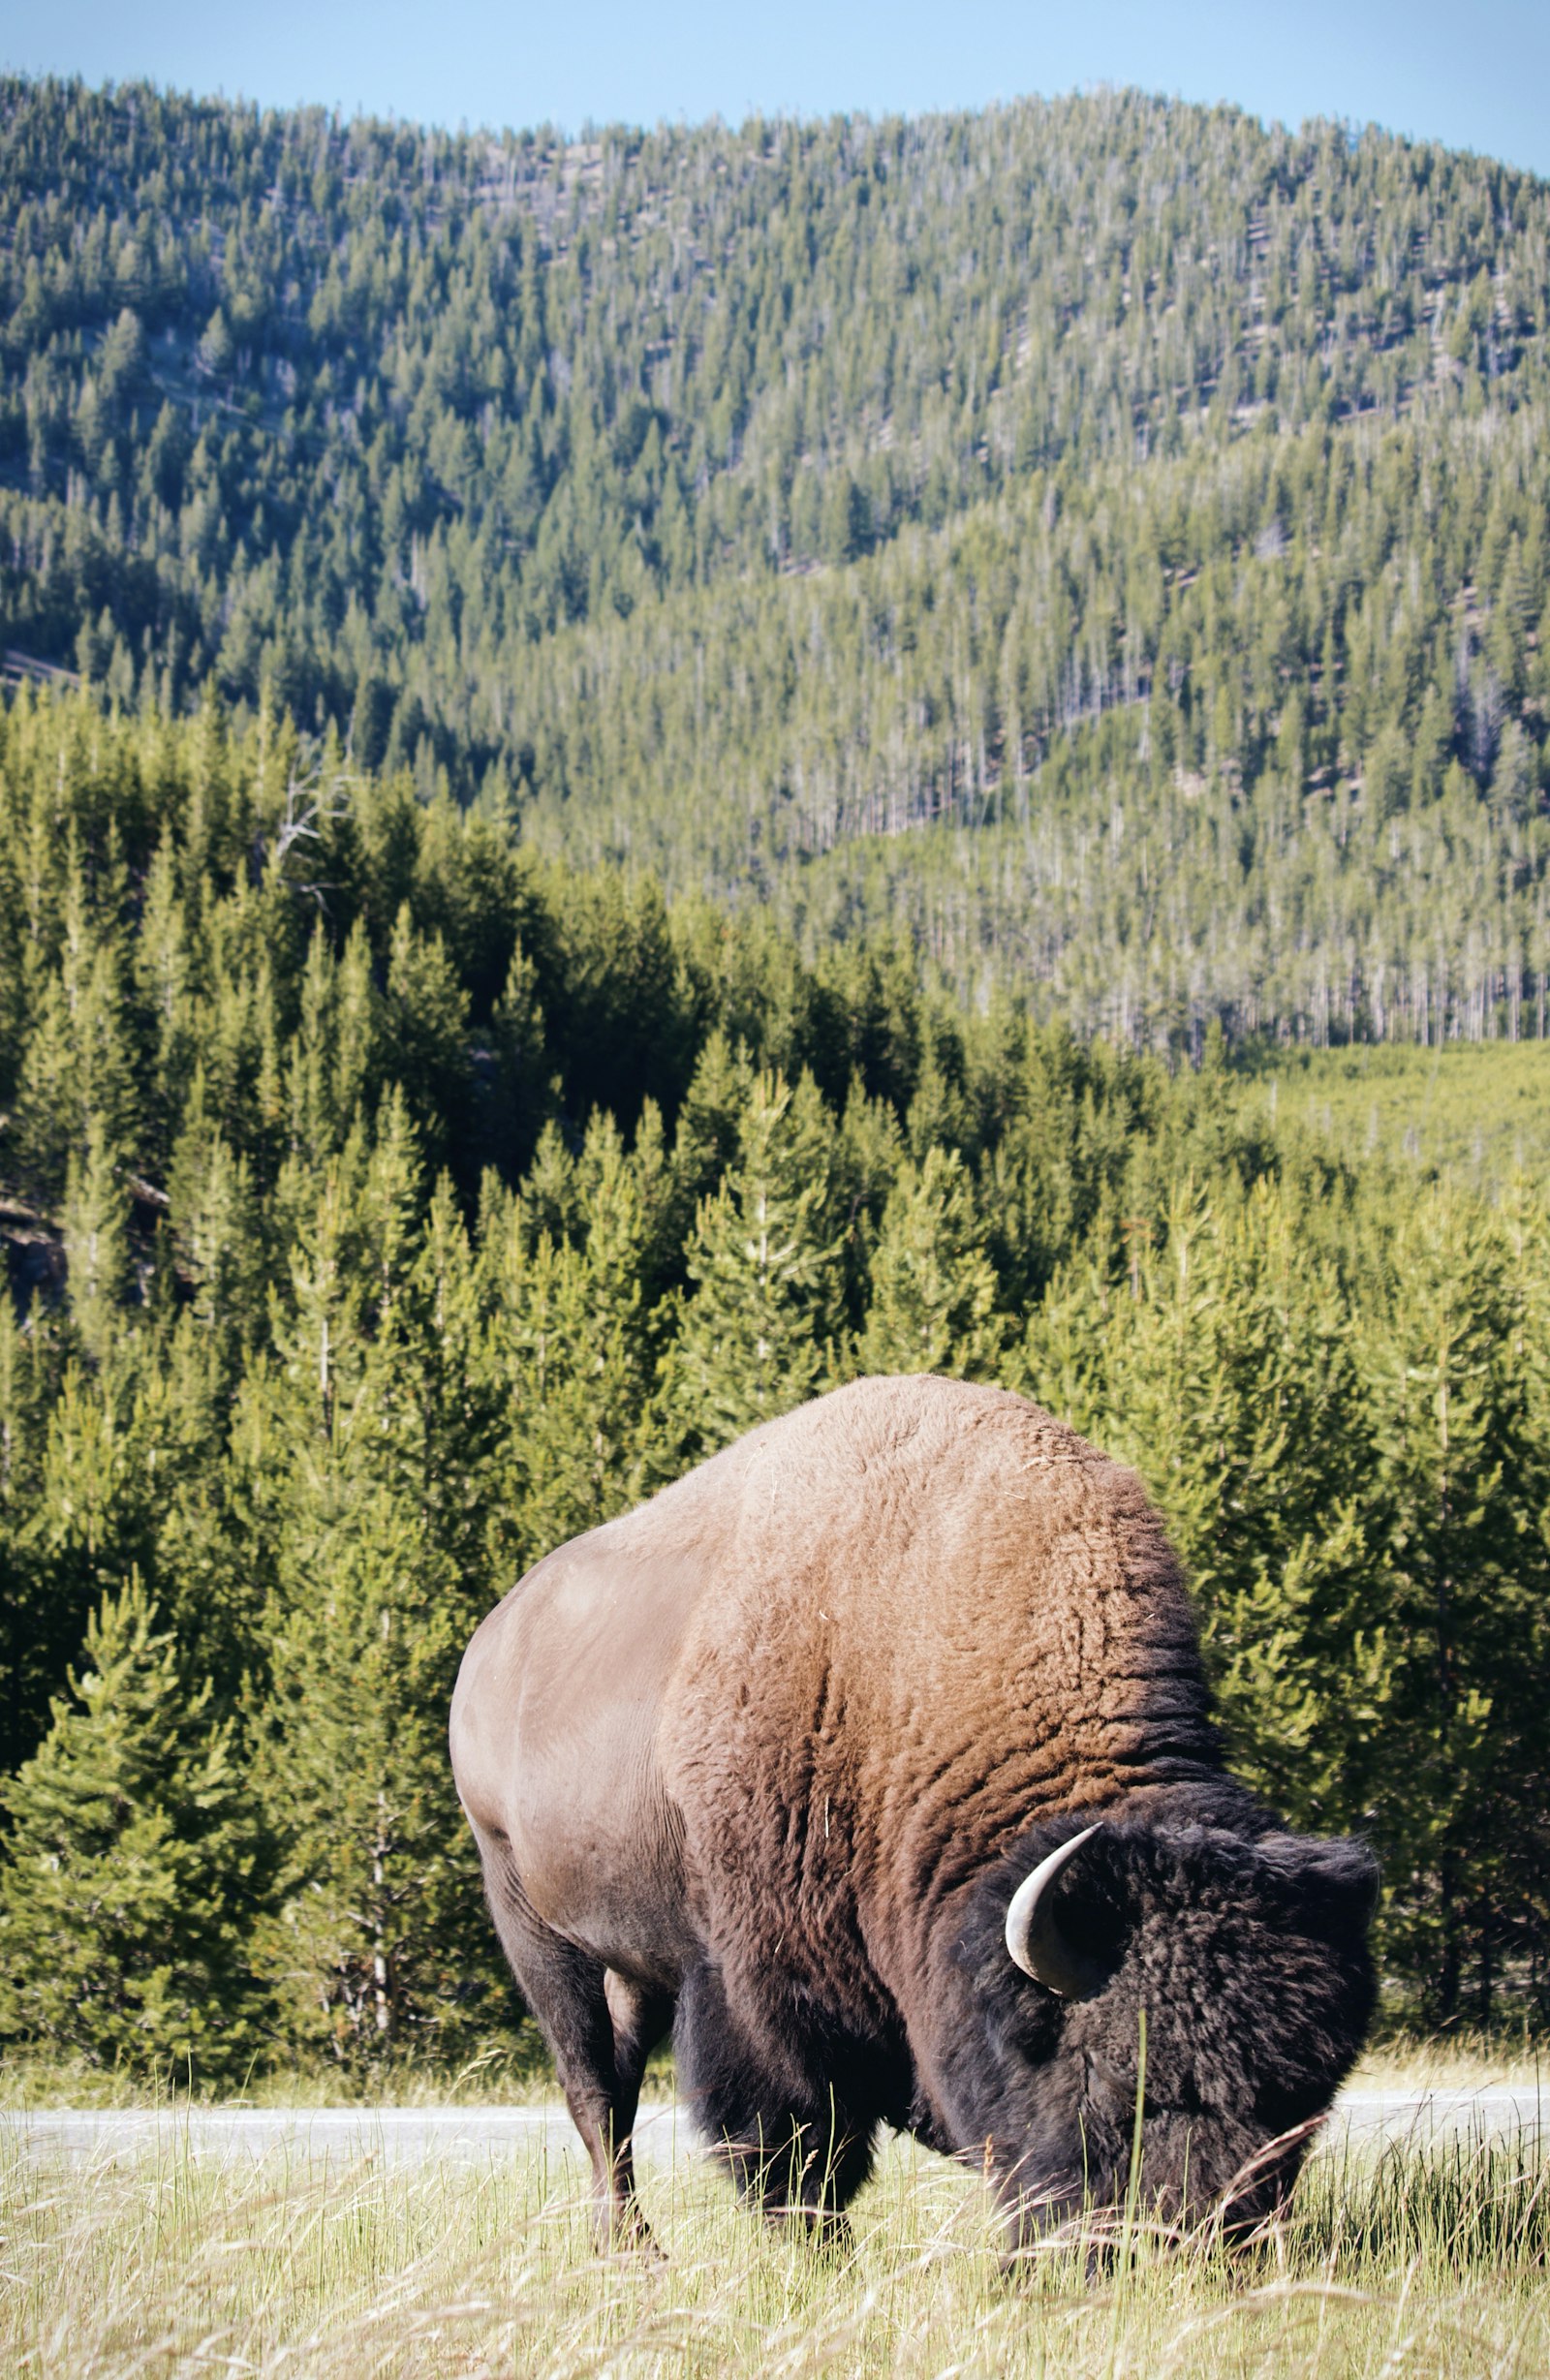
[[2, 77, 1549, 1035]]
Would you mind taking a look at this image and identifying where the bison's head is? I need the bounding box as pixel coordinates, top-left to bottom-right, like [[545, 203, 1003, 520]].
[[962, 1813, 1378, 2246]]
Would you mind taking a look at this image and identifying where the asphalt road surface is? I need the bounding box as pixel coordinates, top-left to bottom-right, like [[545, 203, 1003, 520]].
[[6, 2087, 1546, 2170]]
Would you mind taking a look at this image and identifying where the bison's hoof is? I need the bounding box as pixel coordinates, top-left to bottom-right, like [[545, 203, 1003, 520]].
[[594, 2210, 664, 2261]]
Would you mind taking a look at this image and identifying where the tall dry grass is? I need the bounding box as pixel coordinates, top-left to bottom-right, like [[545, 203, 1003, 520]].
[[3, 2117, 1548, 2378]]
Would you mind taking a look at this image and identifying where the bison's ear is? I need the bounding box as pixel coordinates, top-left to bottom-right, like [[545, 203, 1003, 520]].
[[1259, 1835, 1380, 1932], [1006, 1824, 1129, 1999]]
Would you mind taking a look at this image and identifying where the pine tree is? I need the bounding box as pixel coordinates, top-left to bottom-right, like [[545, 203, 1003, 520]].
[[480, 1114, 662, 1568], [0, 1294, 61, 1772], [1358, 1189, 1550, 2024], [382, 903, 472, 1176], [61, 1112, 131, 1363], [1011, 1246, 1115, 1444], [485, 936, 551, 1176], [0, 1576, 264, 2077], [666, 1069, 841, 1458], [283, 924, 345, 1168], [854, 1146, 1004, 1377], [1018, 1180, 1395, 1844], [1139, 1183, 1389, 1844], [253, 1116, 501, 2061], [168, 1070, 262, 1348], [827, 1074, 906, 1334], [666, 1028, 754, 1222], [254, 1447, 494, 2062], [132, 829, 196, 1177], [12, 847, 140, 1209]]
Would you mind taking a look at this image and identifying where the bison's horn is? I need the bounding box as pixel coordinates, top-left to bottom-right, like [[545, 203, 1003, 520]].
[[1005, 1823, 1108, 1997]]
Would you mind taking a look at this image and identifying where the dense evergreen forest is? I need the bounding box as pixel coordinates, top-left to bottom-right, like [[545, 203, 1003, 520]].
[[0, 695, 1547, 2073], [3, 77, 1550, 2078], [3, 77, 1550, 1037]]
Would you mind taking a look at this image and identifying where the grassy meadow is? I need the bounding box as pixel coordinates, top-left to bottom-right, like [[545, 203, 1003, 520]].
[[4, 2117, 1549, 2380], [1237, 1041, 1550, 1189]]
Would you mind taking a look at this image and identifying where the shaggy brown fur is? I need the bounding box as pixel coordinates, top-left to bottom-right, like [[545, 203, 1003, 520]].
[[450, 1375, 1376, 2249]]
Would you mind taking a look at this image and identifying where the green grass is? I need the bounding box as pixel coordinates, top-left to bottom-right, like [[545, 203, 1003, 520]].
[[1355, 2032, 1550, 2091], [3, 2122, 1548, 2377], [1233, 1040, 1550, 1189], [0, 2035, 565, 2111]]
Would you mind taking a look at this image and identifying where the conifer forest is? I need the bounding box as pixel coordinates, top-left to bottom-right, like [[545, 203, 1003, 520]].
[[2, 76, 1550, 2077]]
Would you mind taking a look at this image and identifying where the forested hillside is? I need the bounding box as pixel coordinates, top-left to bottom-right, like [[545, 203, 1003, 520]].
[[0, 695, 1548, 2071], [4, 79, 1550, 2077], [3, 78, 1550, 1035]]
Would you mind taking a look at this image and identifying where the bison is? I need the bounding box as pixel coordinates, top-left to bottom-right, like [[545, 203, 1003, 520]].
[[450, 1375, 1376, 2251]]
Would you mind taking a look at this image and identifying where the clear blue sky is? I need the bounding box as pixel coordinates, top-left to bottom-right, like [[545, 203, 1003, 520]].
[[10, 1, 1550, 180]]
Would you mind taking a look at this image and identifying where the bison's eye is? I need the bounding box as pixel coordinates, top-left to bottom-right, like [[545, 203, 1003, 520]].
[[1081, 2050, 1139, 2124], [1081, 2048, 1170, 2130]]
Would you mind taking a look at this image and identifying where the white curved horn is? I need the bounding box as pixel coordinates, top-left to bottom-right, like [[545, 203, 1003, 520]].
[[1005, 1823, 1108, 1997]]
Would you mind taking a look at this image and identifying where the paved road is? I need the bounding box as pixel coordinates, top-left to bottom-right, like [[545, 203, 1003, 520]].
[[5, 2102, 661, 2168], [1334, 2087, 1547, 2145], [6, 2088, 1546, 2169]]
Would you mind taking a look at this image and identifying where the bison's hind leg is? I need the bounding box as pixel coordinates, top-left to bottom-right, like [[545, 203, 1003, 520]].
[[599, 1966, 674, 2244], [674, 1956, 877, 2243], [481, 1854, 670, 2252]]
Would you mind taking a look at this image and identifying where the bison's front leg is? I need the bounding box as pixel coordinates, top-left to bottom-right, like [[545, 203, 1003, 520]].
[[734, 2108, 869, 2252], [675, 1954, 875, 2245]]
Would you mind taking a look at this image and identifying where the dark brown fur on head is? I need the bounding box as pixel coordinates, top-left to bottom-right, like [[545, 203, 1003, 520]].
[[951, 1796, 1380, 2241]]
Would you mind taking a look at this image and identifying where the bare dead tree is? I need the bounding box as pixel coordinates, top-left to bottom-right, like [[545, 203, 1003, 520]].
[[252, 755, 356, 913]]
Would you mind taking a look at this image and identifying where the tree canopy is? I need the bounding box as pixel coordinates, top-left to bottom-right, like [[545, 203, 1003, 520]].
[[2, 78, 1549, 1039], [0, 695, 1547, 2064], [4, 77, 1550, 2068]]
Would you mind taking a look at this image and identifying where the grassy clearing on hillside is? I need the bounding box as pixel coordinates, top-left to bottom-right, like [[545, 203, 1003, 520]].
[[4, 2124, 1548, 2379], [1238, 1041, 1550, 1188]]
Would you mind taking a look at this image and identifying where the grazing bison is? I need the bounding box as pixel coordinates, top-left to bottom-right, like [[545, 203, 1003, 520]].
[[450, 1376, 1376, 2250]]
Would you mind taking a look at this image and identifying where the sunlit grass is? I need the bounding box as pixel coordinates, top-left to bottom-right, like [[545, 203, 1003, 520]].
[[1236, 1039, 1550, 1189], [1352, 2031, 1550, 2092], [3, 2119, 1548, 2378], [0, 2033, 567, 2111]]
